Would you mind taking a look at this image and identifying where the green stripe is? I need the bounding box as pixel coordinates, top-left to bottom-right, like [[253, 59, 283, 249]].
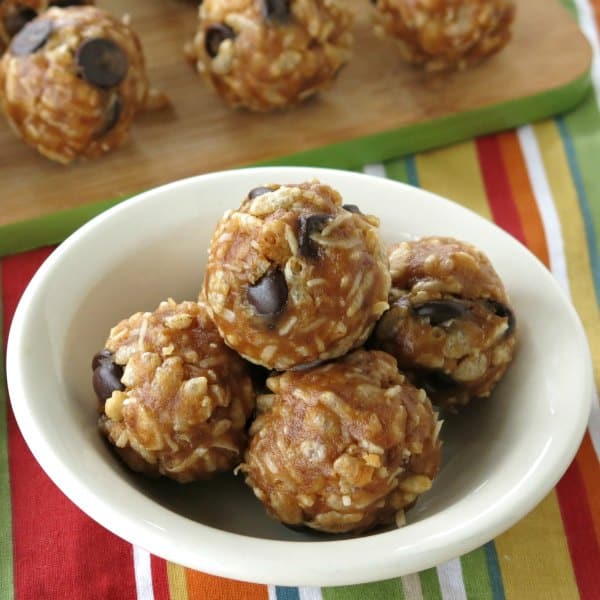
[[382, 157, 411, 184], [460, 547, 494, 600], [418, 567, 442, 600], [557, 114, 600, 302], [322, 578, 405, 600], [560, 0, 577, 17], [261, 70, 589, 171], [0, 265, 15, 600], [0, 198, 123, 258]]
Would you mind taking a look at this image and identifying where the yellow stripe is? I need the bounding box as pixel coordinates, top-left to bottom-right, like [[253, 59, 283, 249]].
[[166, 562, 190, 600], [415, 140, 492, 220], [533, 120, 600, 383], [494, 492, 579, 599]]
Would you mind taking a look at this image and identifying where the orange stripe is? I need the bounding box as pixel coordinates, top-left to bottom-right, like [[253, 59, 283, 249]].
[[185, 569, 269, 600], [497, 131, 550, 267], [576, 433, 600, 544]]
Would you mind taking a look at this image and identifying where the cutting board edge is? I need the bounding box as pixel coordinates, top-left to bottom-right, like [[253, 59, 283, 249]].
[[0, 68, 591, 258], [259, 68, 592, 169]]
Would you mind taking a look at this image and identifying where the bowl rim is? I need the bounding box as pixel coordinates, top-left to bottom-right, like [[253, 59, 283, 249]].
[[6, 166, 594, 586]]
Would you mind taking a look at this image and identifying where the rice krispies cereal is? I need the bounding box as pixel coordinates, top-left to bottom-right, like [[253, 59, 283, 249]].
[[0, 6, 150, 163], [95, 299, 256, 482], [370, 237, 517, 410], [203, 180, 391, 370], [372, 0, 516, 72], [186, 0, 353, 111], [241, 349, 442, 533]]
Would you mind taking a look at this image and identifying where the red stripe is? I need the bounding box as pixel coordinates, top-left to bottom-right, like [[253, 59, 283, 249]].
[[1, 247, 53, 349], [3, 249, 138, 600], [476, 135, 527, 244], [151, 555, 171, 600], [556, 458, 600, 600]]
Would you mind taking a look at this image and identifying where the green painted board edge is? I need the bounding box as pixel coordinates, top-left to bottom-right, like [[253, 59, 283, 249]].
[[0, 68, 591, 258]]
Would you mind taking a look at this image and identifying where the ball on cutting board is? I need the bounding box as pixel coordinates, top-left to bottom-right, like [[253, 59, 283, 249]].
[[186, 0, 354, 111], [371, 0, 516, 71], [0, 6, 150, 163]]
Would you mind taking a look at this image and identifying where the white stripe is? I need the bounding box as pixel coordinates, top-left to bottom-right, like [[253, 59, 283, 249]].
[[518, 124, 600, 457], [436, 558, 467, 600], [133, 546, 154, 600], [298, 587, 324, 600], [268, 585, 278, 600], [363, 163, 387, 178], [573, 0, 600, 109], [590, 389, 600, 458], [401, 572, 424, 599], [517, 125, 570, 292]]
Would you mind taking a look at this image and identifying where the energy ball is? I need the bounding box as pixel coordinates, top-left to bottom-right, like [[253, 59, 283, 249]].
[[203, 180, 391, 370], [241, 349, 442, 533], [0, 1, 93, 51], [372, 0, 516, 72], [95, 299, 256, 483], [0, 6, 150, 163], [187, 0, 353, 111], [371, 237, 517, 410]]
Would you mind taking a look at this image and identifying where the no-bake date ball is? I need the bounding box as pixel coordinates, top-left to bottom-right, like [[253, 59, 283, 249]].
[[95, 299, 256, 482], [241, 349, 442, 533], [370, 237, 517, 410], [203, 180, 391, 370], [0, 6, 149, 163], [187, 0, 353, 111], [371, 0, 516, 72]]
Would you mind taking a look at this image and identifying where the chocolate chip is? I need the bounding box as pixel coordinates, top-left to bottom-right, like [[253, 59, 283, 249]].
[[247, 186, 274, 200], [263, 0, 290, 22], [76, 38, 128, 88], [98, 94, 122, 136], [413, 299, 470, 326], [93, 364, 125, 401], [204, 23, 235, 58], [4, 7, 37, 38], [247, 269, 288, 317], [372, 306, 403, 341], [298, 213, 332, 259], [414, 369, 458, 398], [11, 18, 51, 56], [342, 204, 362, 214], [92, 349, 124, 401], [92, 348, 113, 370], [485, 299, 516, 335]]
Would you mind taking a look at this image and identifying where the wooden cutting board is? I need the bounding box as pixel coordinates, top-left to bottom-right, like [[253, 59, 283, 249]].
[[0, 0, 592, 227]]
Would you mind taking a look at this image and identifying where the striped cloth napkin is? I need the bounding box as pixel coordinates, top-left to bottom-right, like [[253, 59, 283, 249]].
[[1, 1, 599, 599]]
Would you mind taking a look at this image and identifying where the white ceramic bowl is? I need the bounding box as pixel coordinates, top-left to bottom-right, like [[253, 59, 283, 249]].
[[7, 167, 593, 586]]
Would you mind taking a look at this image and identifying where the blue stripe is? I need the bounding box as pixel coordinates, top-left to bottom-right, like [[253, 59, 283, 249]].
[[275, 586, 301, 600], [484, 542, 506, 600], [556, 116, 600, 303], [405, 155, 420, 187]]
